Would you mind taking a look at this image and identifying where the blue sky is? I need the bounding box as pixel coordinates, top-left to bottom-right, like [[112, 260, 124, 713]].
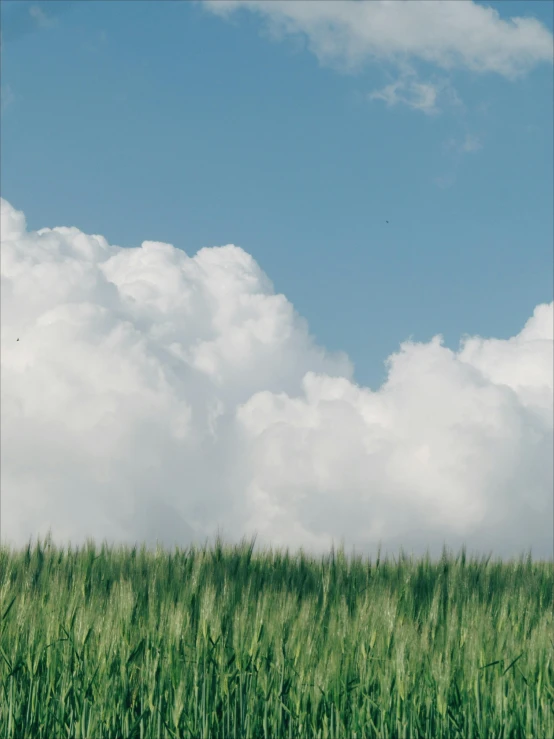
[[1, 1, 553, 558], [2, 0, 552, 391]]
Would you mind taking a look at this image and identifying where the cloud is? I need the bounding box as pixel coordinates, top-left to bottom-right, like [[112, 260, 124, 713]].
[[459, 133, 482, 153], [444, 132, 483, 155], [434, 132, 483, 190], [202, 0, 552, 115], [1, 199, 552, 560], [369, 75, 440, 114], [201, 0, 553, 79], [368, 65, 467, 115], [434, 173, 457, 190], [0, 1, 73, 44], [28, 5, 55, 29], [82, 29, 108, 54], [435, 132, 483, 186]]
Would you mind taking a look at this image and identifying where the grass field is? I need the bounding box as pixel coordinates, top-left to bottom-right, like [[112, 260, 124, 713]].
[[0, 533, 552, 738]]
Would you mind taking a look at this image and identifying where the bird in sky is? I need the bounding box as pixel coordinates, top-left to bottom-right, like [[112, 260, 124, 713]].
[[386, 220, 389, 224]]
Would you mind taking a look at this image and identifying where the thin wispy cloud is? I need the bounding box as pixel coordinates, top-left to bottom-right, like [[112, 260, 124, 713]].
[[434, 173, 457, 190], [436, 131, 484, 186], [28, 4, 55, 30], [460, 133, 482, 153], [0, 0, 74, 44], [444, 133, 483, 155], [82, 29, 108, 54], [369, 77, 438, 114], [0, 84, 15, 114]]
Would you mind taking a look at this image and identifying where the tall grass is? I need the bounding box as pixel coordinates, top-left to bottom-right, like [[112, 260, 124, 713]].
[[0, 532, 552, 738]]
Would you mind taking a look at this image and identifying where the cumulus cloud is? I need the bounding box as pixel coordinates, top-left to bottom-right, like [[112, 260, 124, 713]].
[[1, 199, 552, 560]]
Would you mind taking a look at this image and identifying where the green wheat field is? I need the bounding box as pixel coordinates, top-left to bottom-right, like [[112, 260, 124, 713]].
[[0, 533, 552, 738]]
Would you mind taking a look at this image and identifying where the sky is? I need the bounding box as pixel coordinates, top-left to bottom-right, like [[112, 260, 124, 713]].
[[0, 0, 552, 561]]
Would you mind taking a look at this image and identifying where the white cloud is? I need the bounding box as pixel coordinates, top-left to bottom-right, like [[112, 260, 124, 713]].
[[368, 65, 467, 115], [202, 0, 552, 115], [369, 76, 440, 114], [1, 198, 552, 560], [201, 0, 553, 79]]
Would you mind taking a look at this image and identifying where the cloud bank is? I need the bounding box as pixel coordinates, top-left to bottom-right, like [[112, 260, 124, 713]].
[[202, 0, 554, 113], [1, 199, 552, 560]]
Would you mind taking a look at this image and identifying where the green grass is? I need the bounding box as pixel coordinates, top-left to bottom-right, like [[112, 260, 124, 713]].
[[0, 532, 552, 738]]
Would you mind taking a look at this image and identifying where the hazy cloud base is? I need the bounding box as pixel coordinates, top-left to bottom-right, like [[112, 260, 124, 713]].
[[1, 199, 552, 560]]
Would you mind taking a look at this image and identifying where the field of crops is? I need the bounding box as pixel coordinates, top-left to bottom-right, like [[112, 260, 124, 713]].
[[0, 533, 552, 738]]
